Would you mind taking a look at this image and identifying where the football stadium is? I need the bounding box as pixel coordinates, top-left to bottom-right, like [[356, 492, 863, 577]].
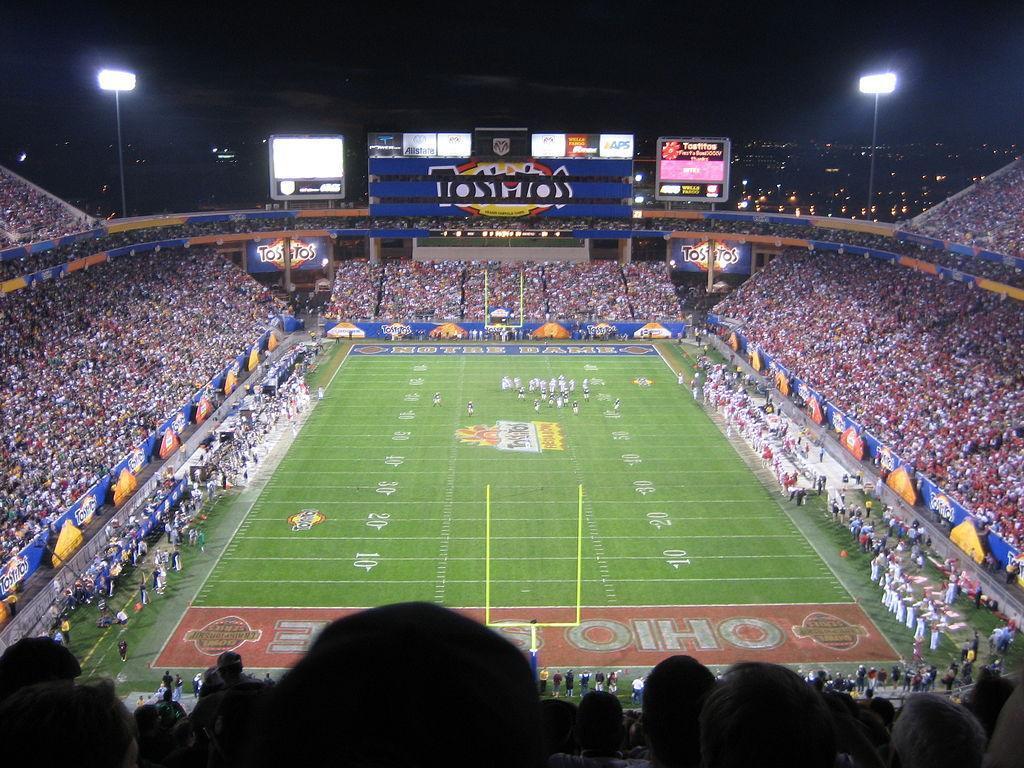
[[1, 6, 1023, 767]]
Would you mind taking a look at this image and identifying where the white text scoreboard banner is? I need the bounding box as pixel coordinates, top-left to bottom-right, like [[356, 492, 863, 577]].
[[655, 137, 730, 203], [269, 135, 345, 200]]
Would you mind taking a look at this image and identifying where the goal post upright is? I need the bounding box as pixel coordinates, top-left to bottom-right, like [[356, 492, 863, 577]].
[[484, 483, 584, 629], [483, 264, 526, 330], [485, 483, 492, 626]]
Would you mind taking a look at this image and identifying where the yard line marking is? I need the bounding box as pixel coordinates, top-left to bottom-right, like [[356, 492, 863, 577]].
[[229, 554, 820, 562], [190, 601, 857, 609], [243, 514, 782, 522], [433, 356, 465, 604], [238, 534, 799, 541], [212, 576, 838, 585], [241, 499, 769, 506]]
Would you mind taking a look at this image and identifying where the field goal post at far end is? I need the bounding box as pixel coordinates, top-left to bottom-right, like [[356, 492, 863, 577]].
[[484, 484, 584, 639], [483, 267, 526, 330]]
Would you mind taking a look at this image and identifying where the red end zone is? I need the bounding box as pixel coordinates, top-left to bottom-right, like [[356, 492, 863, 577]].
[[156, 603, 899, 669]]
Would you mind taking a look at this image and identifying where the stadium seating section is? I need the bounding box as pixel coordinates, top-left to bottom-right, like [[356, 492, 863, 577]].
[[909, 159, 1024, 259], [0, 166, 88, 246], [0, 248, 282, 574], [715, 249, 1024, 548]]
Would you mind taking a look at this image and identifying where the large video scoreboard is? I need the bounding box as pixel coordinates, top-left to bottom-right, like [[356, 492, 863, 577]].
[[368, 128, 633, 218], [655, 137, 731, 203], [268, 135, 345, 201]]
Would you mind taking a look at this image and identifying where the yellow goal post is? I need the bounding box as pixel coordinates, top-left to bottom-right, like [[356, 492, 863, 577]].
[[484, 484, 584, 639]]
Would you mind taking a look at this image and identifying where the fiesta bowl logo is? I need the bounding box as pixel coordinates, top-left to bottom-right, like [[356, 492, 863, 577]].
[[184, 616, 262, 656], [456, 421, 565, 453], [633, 377, 653, 387], [929, 494, 956, 522], [128, 447, 146, 475], [792, 612, 868, 651], [879, 447, 899, 473], [382, 323, 413, 339], [254, 239, 318, 270], [430, 160, 574, 217], [0, 555, 30, 595], [288, 509, 326, 531], [676, 242, 742, 272]]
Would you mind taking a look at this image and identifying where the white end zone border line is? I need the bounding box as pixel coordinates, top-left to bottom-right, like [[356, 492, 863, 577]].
[[652, 341, 691, 386], [325, 340, 356, 391]]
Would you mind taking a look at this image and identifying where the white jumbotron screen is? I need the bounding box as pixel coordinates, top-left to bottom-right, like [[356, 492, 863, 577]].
[[271, 136, 344, 179]]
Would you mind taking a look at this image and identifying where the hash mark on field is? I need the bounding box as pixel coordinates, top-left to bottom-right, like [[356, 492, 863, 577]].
[[433, 357, 465, 604], [548, 358, 619, 605]]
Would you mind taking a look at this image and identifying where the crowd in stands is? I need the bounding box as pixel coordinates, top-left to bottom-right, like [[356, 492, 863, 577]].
[[1, 601, 1022, 768], [320, 258, 381, 320], [715, 249, 1024, 546], [324, 258, 680, 322], [462, 262, 546, 322], [543, 260, 632, 320], [0, 248, 282, 575], [0, 167, 89, 247], [625, 261, 686, 319], [911, 159, 1024, 259], [379, 259, 465, 319], [4, 207, 1023, 291]]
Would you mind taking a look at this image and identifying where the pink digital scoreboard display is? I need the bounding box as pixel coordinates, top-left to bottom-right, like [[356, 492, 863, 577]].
[[655, 137, 731, 202]]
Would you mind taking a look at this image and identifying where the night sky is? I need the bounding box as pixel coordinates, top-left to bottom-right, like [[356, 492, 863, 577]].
[[2, 1, 1021, 212]]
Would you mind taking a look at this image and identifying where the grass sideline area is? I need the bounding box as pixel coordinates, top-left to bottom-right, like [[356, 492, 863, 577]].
[[60, 340, 1022, 698]]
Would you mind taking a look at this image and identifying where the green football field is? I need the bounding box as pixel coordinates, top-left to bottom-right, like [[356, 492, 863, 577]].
[[194, 344, 850, 613]]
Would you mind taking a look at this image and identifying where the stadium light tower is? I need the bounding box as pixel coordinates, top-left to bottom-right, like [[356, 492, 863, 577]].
[[859, 72, 896, 220], [98, 69, 136, 218]]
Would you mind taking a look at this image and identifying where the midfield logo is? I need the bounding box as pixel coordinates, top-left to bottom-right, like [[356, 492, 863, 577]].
[[456, 421, 565, 453]]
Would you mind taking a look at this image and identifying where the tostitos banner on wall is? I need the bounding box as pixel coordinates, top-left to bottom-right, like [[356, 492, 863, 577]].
[[671, 239, 752, 274], [245, 237, 330, 273]]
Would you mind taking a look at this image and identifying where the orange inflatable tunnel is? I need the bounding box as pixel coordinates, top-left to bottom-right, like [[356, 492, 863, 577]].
[[531, 322, 571, 339], [430, 322, 468, 339]]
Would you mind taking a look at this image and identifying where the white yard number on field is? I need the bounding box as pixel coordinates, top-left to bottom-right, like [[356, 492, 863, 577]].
[[621, 454, 642, 466], [366, 513, 390, 530], [409, 378, 424, 385], [611, 431, 631, 441], [398, 411, 416, 420], [376, 481, 398, 496], [647, 511, 671, 529], [413, 365, 428, 371], [392, 431, 411, 441], [604, 410, 621, 419], [633, 480, 656, 496], [404, 393, 420, 402], [664, 549, 690, 568], [384, 456, 404, 467], [354, 553, 381, 572]]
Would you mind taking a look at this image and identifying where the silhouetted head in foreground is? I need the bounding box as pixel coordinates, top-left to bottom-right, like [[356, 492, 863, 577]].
[[643, 654, 716, 768], [248, 602, 543, 767], [699, 662, 836, 768]]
